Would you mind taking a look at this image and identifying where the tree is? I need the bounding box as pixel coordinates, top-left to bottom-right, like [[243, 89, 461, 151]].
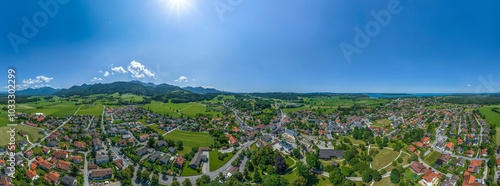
[[306, 153, 320, 169], [296, 162, 309, 177], [183, 178, 193, 186], [143, 170, 150, 181], [171, 180, 181, 186], [148, 138, 155, 147], [233, 172, 243, 181], [177, 140, 184, 150], [136, 169, 142, 180], [372, 170, 381, 181], [253, 170, 262, 183], [291, 176, 307, 186], [329, 168, 345, 185], [248, 161, 254, 172], [71, 163, 79, 176], [275, 155, 287, 174], [262, 174, 289, 186], [488, 156, 496, 169], [341, 166, 354, 177], [292, 149, 301, 158], [362, 170, 372, 183], [390, 169, 400, 183], [152, 174, 159, 185], [199, 175, 211, 185]]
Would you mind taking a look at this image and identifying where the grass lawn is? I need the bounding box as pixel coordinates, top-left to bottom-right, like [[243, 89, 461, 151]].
[[181, 161, 202, 176], [163, 130, 214, 155], [423, 151, 442, 166], [209, 150, 235, 172], [340, 136, 366, 145], [495, 127, 500, 145], [478, 106, 500, 126], [371, 148, 400, 170], [282, 168, 332, 186], [373, 176, 396, 186], [285, 157, 295, 167], [76, 105, 104, 117], [16, 100, 79, 117], [371, 118, 392, 128], [0, 125, 43, 146], [141, 101, 181, 118], [149, 124, 166, 135]]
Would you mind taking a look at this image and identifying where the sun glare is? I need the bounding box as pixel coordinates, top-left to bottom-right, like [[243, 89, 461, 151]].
[[166, 0, 193, 17]]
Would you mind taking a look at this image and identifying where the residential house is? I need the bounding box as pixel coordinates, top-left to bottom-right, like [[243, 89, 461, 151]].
[[318, 149, 344, 160], [173, 155, 185, 168], [90, 168, 113, 180], [61, 175, 77, 186], [95, 155, 109, 164]]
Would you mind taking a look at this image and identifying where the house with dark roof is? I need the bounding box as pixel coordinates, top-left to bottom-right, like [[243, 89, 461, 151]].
[[318, 149, 344, 160], [95, 155, 109, 164], [136, 146, 148, 156], [190, 152, 208, 169], [61, 175, 77, 186], [149, 151, 161, 162], [160, 155, 171, 164]]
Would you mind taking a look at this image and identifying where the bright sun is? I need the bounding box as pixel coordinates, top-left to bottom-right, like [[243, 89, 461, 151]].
[[167, 0, 193, 17]]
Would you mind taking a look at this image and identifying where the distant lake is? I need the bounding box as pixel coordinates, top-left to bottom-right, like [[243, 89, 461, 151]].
[[366, 93, 452, 98]]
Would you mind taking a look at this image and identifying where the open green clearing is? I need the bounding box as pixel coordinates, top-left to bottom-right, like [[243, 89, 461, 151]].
[[209, 150, 235, 172], [142, 101, 225, 118], [423, 151, 442, 166], [478, 106, 500, 127], [162, 130, 213, 155], [299, 96, 389, 107], [16, 100, 79, 117], [76, 105, 104, 117], [0, 125, 43, 146], [495, 128, 500, 145], [373, 176, 396, 186], [282, 169, 333, 186], [181, 161, 202, 176], [371, 148, 400, 170], [371, 118, 392, 128], [282, 106, 337, 114]]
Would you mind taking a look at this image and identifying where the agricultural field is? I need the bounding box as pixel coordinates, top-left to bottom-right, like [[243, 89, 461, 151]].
[[141, 101, 181, 118], [76, 105, 104, 117], [162, 130, 214, 155], [0, 125, 44, 146], [16, 100, 79, 117], [144, 101, 225, 118], [478, 106, 500, 126], [282, 106, 337, 114], [299, 96, 389, 107]]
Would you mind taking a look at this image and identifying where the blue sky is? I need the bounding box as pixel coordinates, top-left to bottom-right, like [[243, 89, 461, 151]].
[[1, 0, 500, 93]]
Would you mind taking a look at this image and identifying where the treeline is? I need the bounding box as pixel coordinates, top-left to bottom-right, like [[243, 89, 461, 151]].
[[443, 95, 500, 105], [0, 95, 40, 103], [152, 92, 218, 103]]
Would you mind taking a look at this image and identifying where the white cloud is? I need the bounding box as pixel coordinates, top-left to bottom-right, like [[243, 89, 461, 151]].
[[103, 71, 110, 77], [91, 77, 103, 81], [22, 76, 53, 85], [174, 76, 188, 83], [19, 75, 53, 89], [201, 86, 214, 89], [127, 60, 155, 79], [111, 66, 127, 73], [97, 70, 103, 73], [467, 85, 471, 87]]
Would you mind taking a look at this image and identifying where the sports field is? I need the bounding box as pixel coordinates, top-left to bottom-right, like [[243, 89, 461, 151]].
[[371, 119, 392, 128], [163, 130, 214, 155]]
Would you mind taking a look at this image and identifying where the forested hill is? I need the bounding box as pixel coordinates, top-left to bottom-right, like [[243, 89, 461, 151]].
[[53, 81, 186, 96]]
